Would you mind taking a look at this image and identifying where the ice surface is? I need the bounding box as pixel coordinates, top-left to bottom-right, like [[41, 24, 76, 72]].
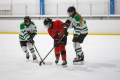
[[0, 34, 120, 80]]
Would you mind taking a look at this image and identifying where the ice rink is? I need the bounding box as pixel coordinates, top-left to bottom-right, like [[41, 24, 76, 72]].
[[0, 34, 120, 80]]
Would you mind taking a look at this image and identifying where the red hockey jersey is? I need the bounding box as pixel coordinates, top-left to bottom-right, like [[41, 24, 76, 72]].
[[48, 20, 68, 40]]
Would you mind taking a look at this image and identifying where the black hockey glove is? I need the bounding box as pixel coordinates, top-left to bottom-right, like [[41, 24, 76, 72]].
[[54, 40, 60, 47], [27, 31, 36, 39], [27, 31, 31, 35], [30, 40, 34, 45], [72, 34, 78, 42], [30, 33, 36, 39], [63, 28, 68, 36], [65, 20, 71, 27]]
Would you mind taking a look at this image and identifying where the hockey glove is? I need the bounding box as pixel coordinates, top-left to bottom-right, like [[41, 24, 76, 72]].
[[30, 33, 36, 39], [54, 40, 60, 47], [27, 31, 31, 35], [65, 20, 71, 27], [30, 40, 34, 45], [72, 34, 79, 42], [63, 28, 68, 36], [27, 31, 36, 39]]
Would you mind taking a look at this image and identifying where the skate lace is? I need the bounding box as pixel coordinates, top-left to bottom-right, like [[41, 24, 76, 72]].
[[56, 59, 59, 61]]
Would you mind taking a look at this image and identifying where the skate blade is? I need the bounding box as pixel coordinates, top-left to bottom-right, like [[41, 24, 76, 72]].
[[62, 64, 67, 67], [73, 61, 84, 65], [33, 59, 40, 63]]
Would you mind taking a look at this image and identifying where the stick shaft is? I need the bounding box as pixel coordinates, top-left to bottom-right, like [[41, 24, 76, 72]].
[[34, 45, 45, 64], [40, 35, 65, 64]]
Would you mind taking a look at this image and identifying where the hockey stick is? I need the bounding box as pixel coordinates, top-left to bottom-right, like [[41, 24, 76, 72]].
[[39, 35, 65, 66], [33, 44, 52, 65], [33, 45, 45, 64]]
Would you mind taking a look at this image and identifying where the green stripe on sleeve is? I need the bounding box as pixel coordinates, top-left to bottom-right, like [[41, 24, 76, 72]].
[[19, 37, 25, 40], [84, 29, 88, 31], [34, 32, 37, 35], [25, 34, 29, 39], [75, 31, 80, 33]]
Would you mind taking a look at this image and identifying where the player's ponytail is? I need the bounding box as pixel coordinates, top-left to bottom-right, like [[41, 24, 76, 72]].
[[76, 12, 83, 27]]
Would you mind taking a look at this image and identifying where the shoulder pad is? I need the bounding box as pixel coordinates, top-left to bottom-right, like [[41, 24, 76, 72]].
[[74, 15, 80, 21], [31, 21, 35, 25], [20, 23, 25, 30]]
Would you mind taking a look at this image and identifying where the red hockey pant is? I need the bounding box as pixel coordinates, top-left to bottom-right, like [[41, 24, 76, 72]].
[[54, 44, 66, 60]]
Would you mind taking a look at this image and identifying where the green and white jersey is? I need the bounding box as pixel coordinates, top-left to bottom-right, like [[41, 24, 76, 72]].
[[68, 14, 88, 35], [19, 21, 37, 41]]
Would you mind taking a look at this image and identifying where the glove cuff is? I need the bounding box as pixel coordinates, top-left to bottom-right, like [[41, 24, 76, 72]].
[[54, 35, 59, 40], [74, 34, 79, 38]]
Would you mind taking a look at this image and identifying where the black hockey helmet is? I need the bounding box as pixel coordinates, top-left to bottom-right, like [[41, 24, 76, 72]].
[[24, 16, 31, 23], [44, 18, 52, 26], [67, 6, 76, 13]]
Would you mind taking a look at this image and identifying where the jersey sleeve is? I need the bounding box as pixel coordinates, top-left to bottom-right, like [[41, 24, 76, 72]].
[[73, 15, 81, 36], [68, 17, 73, 29], [56, 20, 68, 29], [68, 23, 73, 29], [31, 21, 37, 35], [19, 23, 30, 40]]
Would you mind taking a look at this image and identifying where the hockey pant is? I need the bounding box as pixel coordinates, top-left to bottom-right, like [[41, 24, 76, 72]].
[[54, 44, 66, 60], [73, 33, 88, 55]]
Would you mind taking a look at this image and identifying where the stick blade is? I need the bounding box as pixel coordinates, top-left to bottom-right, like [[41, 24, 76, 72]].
[[44, 62, 52, 65]]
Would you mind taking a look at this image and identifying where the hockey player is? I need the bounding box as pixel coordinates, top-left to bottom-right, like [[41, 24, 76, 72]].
[[19, 16, 37, 60], [44, 18, 68, 66], [65, 6, 88, 64]]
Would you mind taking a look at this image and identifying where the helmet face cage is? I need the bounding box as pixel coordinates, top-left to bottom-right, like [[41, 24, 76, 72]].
[[67, 6, 76, 17], [24, 16, 31, 26], [24, 16, 31, 23], [44, 18, 52, 29], [44, 18, 52, 26]]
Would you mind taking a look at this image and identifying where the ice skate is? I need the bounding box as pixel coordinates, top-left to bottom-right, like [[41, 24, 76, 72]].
[[32, 54, 37, 60], [77, 52, 84, 61], [26, 53, 30, 59], [55, 59, 59, 64], [62, 60, 67, 67], [73, 52, 84, 65], [73, 58, 77, 62]]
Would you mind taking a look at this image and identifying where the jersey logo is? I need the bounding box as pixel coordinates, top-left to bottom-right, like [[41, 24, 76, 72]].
[[21, 30, 26, 33]]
